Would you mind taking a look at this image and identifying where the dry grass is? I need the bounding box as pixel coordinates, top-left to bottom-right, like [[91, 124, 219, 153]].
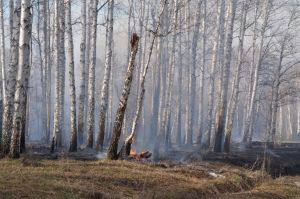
[[0, 158, 298, 198]]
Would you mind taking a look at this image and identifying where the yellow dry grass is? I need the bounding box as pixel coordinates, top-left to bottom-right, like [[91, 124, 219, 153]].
[[0, 158, 298, 199]]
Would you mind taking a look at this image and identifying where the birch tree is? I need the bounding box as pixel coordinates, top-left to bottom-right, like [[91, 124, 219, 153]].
[[119, 0, 167, 159], [243, 0, 271, 146], [66, 0, 77, 152], [10, 0, 32, 158], [176, 5, 183, 146], [163, 0, 178, 149], [197, 0, 207, 144], [0, 0, 6, 102], [203, 0, 224, 148], [86, 0, 98, 148], [224, 0, 248, 153], [269, 9, 297, 147], [0, 0, 5, 142], [107, 33, 139, 160], [52, 0, 64, 151], [78, 0, 87, 145], [214, 0, 237, 152], [187, 0, 202, 146], [1, 0, 21, 155], [96, 0, 114, 151]]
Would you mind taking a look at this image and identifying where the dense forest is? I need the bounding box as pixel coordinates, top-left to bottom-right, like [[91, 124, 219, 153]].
[[2, 0, 298, 157], [0, 0, 300, 198]]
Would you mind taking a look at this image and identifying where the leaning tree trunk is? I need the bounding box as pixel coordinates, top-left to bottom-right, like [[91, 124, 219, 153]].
[[1, 0, 21, 155], [119, 0, 167, 159], [223, 0, 247, 153], [96, 0, 114, 151], [9, 0, 32, 159], [66, 0, 77, 152], [78, 0, 87, 145], [214, 0, 237, 152], [86, 0, 98, 148], [107, 33, 139, 160]]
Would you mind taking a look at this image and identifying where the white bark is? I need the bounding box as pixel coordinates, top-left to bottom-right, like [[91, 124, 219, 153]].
[[224, 0, 247, 152], [66, 0, 77, 152], [78, 0, 87, 145], [0, 0, 6, 102], [86, 0, 98, 148], [96, 0, 114, 151], [243, 0, 271, 145], [176, 5, 183, 146], [298, 99, 300, 135], [184, 1, 192, 146], [242, 0, 259, 143], [52, 0, 65, 151], [123, 0, 166, 159], [9, 0, 32, 158], [162, 0, 178, 149], [197, 0, 206, 144], [214, 0, 237, 152], [107, 33, 139, 160], [203, 0, 225, 148], [1, 0, 21, 155]]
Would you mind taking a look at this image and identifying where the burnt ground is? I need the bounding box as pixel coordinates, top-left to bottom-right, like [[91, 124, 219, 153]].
[[0, 142, 297, 198]]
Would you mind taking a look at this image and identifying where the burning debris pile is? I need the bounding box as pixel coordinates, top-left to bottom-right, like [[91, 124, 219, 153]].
[[129, 148, 152, 160]]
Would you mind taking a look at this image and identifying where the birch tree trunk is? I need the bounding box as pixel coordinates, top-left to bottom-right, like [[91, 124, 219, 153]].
[[204, 0, 225, 148], [242, 0, 259, 143], [36, 0, 47, 145], [66, 0, 77, 152], [86, 0, 98, 148], [163, 0, 178, 150], [197, 0, 206, 144], [184, 1, 192, 146], [107, 33, 139, 160], [176, 5, 183, 146], [224, 0, 247, 153], [0, 0, 6, 102], [0, 0, 5, 142], [297, 99, 300, 135], [43, 0, 51, 144], [1, 0, 21, 155], [214, 0, 237, 152], [243, 0, 270, 146], [269, 26, 289, 147], [9, 0, 32, 158], [51, 0, 63, 151], [186, 0, 202, 147], [96, 0, 114, 151], [78, 0, 87, 145], [120, 0, 167, 159], [150, 5, 160, 147], [9, 0, 14, 42], [59, 0, 66, 146]]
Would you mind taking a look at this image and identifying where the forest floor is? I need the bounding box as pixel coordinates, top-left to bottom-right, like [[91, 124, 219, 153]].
[[0, 154, 300, 199]]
